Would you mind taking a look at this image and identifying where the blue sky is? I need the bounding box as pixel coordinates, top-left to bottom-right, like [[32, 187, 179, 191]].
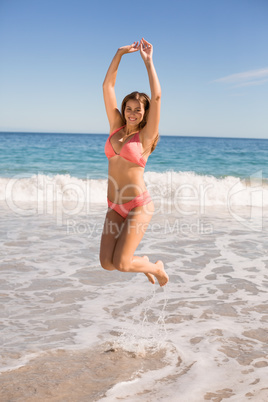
[[0, 0, 267, 138]]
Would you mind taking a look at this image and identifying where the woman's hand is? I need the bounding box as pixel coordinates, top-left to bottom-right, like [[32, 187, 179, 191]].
[[118, 42, 139, 55], [139, 38, 153, 63]]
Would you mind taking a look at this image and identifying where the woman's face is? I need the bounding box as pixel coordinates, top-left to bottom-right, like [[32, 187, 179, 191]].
[[124, 99, 145, 127]]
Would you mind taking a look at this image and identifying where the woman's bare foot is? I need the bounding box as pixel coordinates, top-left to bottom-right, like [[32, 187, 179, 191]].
[[142, 256, 155, 284], [155, 260, 169, 287]]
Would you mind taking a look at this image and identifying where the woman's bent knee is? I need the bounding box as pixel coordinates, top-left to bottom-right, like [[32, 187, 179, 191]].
[[99, 256, 116, 271], [112, 257, 131, 272]]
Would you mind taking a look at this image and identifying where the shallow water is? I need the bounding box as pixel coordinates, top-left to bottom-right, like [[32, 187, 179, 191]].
[[1, 201, 268, 401], [1, 132, 268, 179]]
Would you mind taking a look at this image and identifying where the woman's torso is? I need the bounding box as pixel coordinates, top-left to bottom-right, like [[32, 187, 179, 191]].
[[105, 126, 149, 203]]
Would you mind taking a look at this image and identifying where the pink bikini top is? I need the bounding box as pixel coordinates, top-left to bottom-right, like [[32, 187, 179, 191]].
[[104, 126, 147, 168]]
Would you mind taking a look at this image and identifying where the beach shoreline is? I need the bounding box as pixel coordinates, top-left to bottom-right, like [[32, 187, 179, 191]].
[[1, 201, 268, 401]]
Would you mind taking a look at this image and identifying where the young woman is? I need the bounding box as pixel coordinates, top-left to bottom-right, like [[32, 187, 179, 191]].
[[99, 38, 169, 287]]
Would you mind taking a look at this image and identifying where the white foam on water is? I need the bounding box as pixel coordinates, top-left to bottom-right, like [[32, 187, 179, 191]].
[[94, 213, 268, 401], [0, 171, 267, 212], [1, 201, 268, 400]]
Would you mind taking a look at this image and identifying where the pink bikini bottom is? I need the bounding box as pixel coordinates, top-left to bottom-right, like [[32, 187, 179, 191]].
[[107, 190, 152, 219]]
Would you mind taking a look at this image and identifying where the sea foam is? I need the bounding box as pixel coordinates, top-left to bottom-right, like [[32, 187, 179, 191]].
[[0, 171, 267, 209]]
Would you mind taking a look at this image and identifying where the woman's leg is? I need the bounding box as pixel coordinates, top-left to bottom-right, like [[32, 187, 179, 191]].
[[112, 202, 169, 286], [99, 208, 154, 282], [99, 208, 125, 271]]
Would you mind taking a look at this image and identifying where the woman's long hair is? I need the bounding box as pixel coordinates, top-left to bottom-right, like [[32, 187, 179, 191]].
[[121, 91, 159, 154]]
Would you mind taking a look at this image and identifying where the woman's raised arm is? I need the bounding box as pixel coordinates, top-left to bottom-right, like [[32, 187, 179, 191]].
[[139, 38, 161, 141], [103, 42, 139, 132]]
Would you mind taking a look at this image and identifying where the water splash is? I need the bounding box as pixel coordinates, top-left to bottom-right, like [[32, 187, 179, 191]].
[[113, 286, 168, 356]]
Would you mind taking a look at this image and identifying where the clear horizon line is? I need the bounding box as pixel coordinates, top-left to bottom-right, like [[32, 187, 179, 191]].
[[0, 130, 267, 141]]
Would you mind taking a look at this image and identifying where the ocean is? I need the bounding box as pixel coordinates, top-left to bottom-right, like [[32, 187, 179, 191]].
[[1, 131, 268, 401]]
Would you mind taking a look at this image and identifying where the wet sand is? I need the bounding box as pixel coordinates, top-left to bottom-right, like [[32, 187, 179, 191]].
[[0, 346, 167, 402]]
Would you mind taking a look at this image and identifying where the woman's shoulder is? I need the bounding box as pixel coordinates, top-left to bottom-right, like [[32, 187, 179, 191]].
[[110, 125, 125, 136], [139, 126, 159, 151], [109, 114, 125, 135], [139, 125, 157, 141]]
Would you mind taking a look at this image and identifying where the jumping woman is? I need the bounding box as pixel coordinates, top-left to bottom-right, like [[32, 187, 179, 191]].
[[99, 38, 169, 287]]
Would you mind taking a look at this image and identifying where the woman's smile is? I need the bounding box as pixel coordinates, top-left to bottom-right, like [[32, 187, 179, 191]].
[[124, 99, 144, 126]]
